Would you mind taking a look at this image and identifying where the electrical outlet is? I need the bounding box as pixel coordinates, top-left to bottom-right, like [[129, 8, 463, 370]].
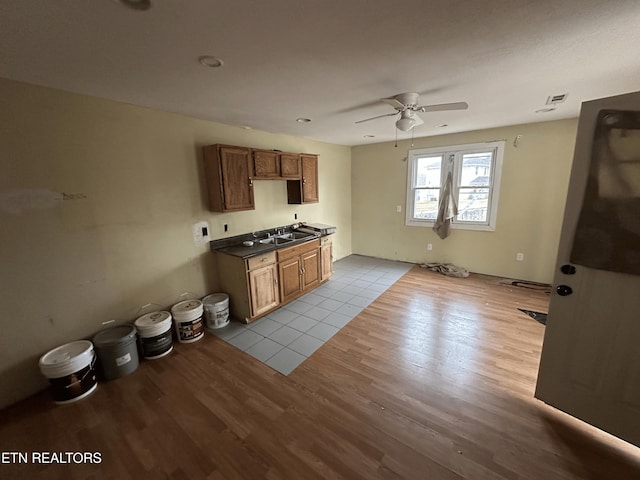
[[427, 243, 433, 251], [396, 205, 402, 213], [516, 252, 524, 261], [224, 223, 228, 232]]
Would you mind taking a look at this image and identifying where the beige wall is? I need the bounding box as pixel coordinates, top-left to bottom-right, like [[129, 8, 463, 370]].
[[0, 78, 352, 408], [351, 119, 577, 284]]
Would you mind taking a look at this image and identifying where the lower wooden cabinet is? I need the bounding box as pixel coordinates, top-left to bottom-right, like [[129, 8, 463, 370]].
[[248, 262, 279, 317], [321, 236, 333, 281], [277, 239, 321, 304], [216, 251, 280, 323], [216, 236, 332, 323], [278, 256, 303, 303]]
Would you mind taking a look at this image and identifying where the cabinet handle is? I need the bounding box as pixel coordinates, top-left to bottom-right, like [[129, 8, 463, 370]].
[[249, 178, 253, 187]]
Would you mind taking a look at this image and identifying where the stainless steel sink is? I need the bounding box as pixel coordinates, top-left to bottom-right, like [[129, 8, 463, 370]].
[[278, 231, 315, 240], [259, 236, 293, 245], [258, 231, 315, 245]]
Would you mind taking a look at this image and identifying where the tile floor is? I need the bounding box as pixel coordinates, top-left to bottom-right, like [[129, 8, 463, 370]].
[[209, 255, 414, 375]]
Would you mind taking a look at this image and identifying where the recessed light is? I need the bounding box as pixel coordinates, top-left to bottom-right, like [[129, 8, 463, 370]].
[[198, 56, 224, 68], [115, 0, 152, 11], [536, 107, 556, 113], [296, 118, 311, 123], [435, 124, 448, 128]]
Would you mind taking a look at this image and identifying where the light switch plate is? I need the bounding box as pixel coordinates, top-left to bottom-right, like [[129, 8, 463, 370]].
[[192, 221, 211, 244]]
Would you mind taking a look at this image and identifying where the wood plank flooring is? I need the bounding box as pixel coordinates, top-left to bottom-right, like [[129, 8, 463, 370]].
[[1, 266, 639, 479]]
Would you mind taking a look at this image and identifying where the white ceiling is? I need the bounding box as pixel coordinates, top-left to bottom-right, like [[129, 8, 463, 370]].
[[1, 0, 640, 146]]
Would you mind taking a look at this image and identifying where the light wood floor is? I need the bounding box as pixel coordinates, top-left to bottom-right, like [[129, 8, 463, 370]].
[[1, 266, 639, 479]]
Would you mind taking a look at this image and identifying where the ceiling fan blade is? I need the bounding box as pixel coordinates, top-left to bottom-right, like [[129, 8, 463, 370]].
[[355, 112, 398, 124], [419, 101, 468, 113], [381, 97, 406, 110]]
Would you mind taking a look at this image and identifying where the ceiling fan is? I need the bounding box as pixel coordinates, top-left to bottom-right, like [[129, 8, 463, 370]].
[[355, 92, 468, 132]]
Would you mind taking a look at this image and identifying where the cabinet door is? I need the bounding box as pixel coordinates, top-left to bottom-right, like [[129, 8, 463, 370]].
[[280, 154, 301, 179], [279, 257, 302, 303], [253, 150, 280, 178], [301, 154, 319, 203], [301, 248, 320, 290], [321, 243, 333, 281], [248, 264, 279, 317], [220, 146, 255, 211]]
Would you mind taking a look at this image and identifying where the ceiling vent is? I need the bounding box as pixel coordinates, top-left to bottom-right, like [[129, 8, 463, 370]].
[[546, 93, 569, 105]]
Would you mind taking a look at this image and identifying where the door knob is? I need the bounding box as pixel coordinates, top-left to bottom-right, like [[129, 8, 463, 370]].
[[556, 285, 573, 296]]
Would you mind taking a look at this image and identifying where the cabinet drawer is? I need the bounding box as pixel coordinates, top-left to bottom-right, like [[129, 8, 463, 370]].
[[277, 239, 320, 261], [247, 251, 276, 270]]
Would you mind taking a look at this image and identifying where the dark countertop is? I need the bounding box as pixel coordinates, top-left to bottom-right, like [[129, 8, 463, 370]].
[[210, 223, 333, 260], [214, 242, 278, 259]]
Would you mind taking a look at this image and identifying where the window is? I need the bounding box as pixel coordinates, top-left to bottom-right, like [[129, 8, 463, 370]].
[[405, 141, 505, 230]]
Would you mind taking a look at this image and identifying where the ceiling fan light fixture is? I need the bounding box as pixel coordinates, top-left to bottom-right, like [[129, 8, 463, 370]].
[[396, 115, 416, 132]]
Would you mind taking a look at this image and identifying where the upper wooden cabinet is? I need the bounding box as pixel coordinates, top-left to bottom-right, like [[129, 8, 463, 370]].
[[280, 154, 301, 179], [203, 145, 255, 212], [287, 154, 319, 204], [203, 143, 318, 211], [252, 150, 302, 180], [252, 150, 281, 178]]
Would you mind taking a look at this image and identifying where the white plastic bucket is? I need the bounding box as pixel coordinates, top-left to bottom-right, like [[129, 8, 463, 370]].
[[134, 311, 174, 359], [202, 293, 230, 331], [171, 300, 204, 343], [39, 340, 97, 404], [93, 325, 139, 380]]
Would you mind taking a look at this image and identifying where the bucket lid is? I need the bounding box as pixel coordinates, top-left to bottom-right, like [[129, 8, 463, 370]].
[[203, 293, 228, 305], [39, 340, 94, 378], [135, 311, 172, 328], [93, 324, 137, 347], [171, 299, 203, 316]]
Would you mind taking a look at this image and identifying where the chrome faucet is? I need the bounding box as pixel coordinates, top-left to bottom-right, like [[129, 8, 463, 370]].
[[276, 227, 285, 236]]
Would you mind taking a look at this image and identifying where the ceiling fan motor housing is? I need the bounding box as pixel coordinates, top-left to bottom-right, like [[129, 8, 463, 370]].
[[394, 92, 420, 110]]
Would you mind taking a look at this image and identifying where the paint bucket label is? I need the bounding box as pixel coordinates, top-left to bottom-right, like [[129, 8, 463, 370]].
[[203, 293, 230, 329], [39, 340, 97, 404], [175, 316, 204, 342], [139, 329, 173, 358], [115, 353, 131, 367], [48, 360, 97, 404]]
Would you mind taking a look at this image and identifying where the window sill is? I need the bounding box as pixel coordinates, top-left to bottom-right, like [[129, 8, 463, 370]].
[[405, 220, 496, 232]]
